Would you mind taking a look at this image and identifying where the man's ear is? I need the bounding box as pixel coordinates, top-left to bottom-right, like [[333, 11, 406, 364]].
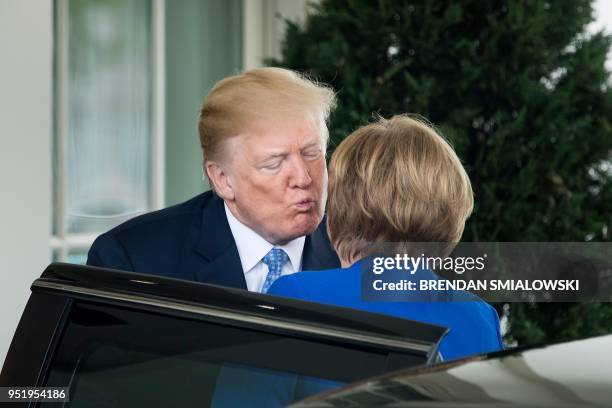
[[206, 161, 235, 201]]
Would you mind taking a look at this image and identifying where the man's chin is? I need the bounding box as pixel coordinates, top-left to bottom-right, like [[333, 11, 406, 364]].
[[292, 213, 321, 236], [270, 220, 315, 244]]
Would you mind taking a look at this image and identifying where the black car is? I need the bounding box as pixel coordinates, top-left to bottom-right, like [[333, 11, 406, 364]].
[[291, 334, 612, 407], [0, 263, 446, 407]]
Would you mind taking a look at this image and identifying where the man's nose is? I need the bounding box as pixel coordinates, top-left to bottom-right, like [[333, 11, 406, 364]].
[[288, 157, 312, 188]]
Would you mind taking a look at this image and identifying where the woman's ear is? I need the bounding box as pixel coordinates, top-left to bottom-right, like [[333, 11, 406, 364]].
[[206, 161, 235, 201]]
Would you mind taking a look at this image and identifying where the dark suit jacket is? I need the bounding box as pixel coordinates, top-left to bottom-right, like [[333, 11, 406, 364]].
[[87, 191, 340, 289]]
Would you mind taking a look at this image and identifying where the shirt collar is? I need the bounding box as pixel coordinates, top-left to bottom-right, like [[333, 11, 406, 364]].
[[224, 203, 305, 273]]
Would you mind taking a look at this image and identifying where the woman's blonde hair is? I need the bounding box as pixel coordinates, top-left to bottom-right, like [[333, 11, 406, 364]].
[[327, 115, 474, 262], [198, 67, 336, 164]]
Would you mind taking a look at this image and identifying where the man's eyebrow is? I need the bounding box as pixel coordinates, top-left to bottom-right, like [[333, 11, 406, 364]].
[[301, 142, 322, 151]]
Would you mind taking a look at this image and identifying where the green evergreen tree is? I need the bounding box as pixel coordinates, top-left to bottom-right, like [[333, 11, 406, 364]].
[[271, 0, 612, 346]]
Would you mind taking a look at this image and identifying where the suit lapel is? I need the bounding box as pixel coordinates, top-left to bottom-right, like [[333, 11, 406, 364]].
[[191, 194, 338, 286], [302, 217, 340, 271], [196, 246, 247, 288], [193, 194, 248, 289]]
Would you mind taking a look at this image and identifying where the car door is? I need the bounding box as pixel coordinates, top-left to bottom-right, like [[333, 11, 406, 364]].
[[1, 263, 447, 407]]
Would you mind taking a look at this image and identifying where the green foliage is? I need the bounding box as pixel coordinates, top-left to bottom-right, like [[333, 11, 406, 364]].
[[271, 0, 612, 346]]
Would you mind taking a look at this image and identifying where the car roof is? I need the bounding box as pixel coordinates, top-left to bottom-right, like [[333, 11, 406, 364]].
[[291, 333, 612, 407], [34, 262, 448, 358]]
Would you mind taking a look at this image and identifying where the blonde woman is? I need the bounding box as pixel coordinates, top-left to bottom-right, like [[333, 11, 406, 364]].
[[269, 115, 503, 360]]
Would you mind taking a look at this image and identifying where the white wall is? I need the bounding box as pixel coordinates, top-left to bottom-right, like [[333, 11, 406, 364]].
[[243, 0, 314, 69], [0, 0, 53, 367]]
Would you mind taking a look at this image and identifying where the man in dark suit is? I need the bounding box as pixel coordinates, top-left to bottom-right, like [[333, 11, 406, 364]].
[[87, 67, 340, 291]]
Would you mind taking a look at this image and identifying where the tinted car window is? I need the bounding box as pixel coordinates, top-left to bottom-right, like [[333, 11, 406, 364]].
[[40, 301, 401, 407]]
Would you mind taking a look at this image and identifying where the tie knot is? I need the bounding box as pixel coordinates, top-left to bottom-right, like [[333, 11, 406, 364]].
[[262, 248, 289, 268], [261, 248, 289, 293]]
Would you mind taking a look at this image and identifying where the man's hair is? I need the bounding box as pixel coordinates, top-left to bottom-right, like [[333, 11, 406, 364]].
[[327, 115, 474, 262], [198, 67, 336, 165]]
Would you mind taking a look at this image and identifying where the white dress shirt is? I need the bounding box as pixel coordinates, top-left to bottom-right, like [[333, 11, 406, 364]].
[[224, 203, 305, 293]]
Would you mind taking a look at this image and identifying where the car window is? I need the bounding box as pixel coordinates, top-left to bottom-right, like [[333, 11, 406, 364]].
[[40, 301, 409, 407]]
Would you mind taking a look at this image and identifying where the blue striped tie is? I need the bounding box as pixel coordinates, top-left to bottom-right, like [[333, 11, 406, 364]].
[[261, 248, 289, 293]]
